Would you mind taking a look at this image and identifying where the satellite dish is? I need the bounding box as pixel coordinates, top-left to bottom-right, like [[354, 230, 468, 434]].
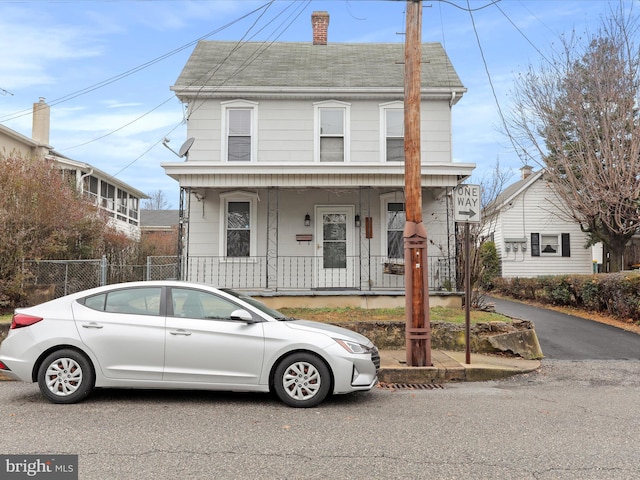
[[162, 137, 195, 159], [179, 137, 195, 158]]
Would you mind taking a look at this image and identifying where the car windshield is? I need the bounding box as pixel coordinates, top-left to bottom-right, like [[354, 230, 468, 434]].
[[220, 288, 291, 320]]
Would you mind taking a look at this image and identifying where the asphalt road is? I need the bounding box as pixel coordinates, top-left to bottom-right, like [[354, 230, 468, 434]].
[[488, 296, 640, 360], [2, 359, 640, 479], [3, 299, 640, 478]]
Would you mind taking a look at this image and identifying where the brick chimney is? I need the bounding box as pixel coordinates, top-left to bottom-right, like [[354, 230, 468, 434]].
[[32, 97, 50, 146], [312, 11, 329, 45], [520, 165, 533, 180]]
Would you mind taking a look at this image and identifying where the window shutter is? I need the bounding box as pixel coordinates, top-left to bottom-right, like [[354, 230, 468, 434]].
[[531, 233, 540, 257], [561, 233, 570, 257]]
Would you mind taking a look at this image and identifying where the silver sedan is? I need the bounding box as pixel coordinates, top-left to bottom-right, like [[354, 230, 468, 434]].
[[0, 281, 379, 407]]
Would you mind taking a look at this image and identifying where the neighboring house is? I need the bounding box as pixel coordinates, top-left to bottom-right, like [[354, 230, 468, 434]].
[[483, 166, 599, 278], [140, 209, 180, 234], [0, 98, 147, 239], [162, 11, 475, 301]]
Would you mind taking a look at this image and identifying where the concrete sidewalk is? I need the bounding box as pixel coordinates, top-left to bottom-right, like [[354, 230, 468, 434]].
[[378, 350, 541, 384]]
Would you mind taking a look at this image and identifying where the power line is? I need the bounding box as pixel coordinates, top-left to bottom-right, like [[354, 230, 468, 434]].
[[108, 0, 312, 177], [0, 1, 274, 124]]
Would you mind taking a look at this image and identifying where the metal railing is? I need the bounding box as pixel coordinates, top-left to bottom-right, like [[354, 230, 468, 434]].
[[21, 254, 455, 302], [185, 255, 456, 292]]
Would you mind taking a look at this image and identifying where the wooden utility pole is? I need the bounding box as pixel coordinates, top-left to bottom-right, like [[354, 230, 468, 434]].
[[404, 0, 431, 367]]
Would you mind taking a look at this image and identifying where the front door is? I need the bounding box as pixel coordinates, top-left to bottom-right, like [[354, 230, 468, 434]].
[[315, 206, 355, 288]]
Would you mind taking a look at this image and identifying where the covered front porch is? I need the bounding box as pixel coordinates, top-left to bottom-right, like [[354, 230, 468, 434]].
[[165, 162, 473, 307]]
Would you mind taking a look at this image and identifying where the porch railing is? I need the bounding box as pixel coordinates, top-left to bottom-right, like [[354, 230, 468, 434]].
[[185, 255, 456, 292]]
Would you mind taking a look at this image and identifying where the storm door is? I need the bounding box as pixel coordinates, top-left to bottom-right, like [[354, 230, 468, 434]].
[[315, 206, 355, 288]]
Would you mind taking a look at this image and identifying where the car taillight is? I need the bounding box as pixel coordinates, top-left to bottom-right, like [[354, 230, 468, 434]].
[[0, 361, 10, 371], [11, 313, 43, 329]]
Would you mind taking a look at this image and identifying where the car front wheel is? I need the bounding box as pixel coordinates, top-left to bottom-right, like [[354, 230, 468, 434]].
[[37, 349, 95, 404], [273, 352, 331, 408]]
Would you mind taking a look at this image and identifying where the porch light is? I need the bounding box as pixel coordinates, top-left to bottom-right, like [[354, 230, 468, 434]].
[[355, 214, 361, 227], [304, 213, 311, 227]]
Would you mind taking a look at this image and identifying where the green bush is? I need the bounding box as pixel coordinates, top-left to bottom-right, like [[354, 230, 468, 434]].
[[479, 241, 500, 290], [489, 272, 640, 322]]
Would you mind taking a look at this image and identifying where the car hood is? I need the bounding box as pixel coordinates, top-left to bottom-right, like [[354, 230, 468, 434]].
[[284, 319, 374, 347]]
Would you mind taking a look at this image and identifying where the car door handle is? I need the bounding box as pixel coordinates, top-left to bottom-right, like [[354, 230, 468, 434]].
[[169, 329, 191, 336], [82, 323, 103, 329]]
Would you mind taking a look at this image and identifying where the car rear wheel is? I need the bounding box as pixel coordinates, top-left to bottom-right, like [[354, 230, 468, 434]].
[[273, 352, 331, 408], [37, 349, 95, 404]]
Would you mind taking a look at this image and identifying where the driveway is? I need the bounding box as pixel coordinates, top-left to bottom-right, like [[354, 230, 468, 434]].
[[488, 296, 640, 360]]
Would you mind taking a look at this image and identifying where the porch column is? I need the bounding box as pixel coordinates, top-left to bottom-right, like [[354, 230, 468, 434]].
[[266, 187, 279, 290]]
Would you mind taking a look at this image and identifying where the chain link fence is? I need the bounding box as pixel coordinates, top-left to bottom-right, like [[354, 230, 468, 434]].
[[22, 256, 179, 302]]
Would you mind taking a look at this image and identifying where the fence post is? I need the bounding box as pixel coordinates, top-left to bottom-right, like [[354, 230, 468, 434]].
[[100, 255, 108, 286], [146, 256, 151, 281]]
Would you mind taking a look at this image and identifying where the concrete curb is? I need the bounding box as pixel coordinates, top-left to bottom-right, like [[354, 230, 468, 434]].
[[378, 350, 541, 384], [0, 351, 541, 384]]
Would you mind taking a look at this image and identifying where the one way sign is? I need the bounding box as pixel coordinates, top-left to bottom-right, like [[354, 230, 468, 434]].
[[454, 184, 481, 223]]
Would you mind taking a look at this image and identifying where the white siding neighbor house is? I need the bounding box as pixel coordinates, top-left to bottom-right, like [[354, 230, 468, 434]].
[[0, 99, 147, 239], [483, 166, 599, 278], [162, 11, 475, 303]]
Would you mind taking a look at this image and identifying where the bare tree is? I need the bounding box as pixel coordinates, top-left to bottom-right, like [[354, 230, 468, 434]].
[[143, 190, 172, 210], [506, 5, 640, 272]]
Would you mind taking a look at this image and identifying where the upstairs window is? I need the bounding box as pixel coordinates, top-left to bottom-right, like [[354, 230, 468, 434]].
[[227, 109, 251, 161], [221, 100, 258, 162], [385, 108, 404, 162], [314, 101, 350, 162], [320, 109, 344, 162], [101, 182, 115, 214]]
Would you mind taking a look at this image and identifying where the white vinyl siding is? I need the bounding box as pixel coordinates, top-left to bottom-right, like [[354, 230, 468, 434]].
[[491, 177, 593, 278], [184, 99, 455, 166]]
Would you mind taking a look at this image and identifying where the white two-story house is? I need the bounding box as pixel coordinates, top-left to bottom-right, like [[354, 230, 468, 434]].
[[162, 11, 475, 305]]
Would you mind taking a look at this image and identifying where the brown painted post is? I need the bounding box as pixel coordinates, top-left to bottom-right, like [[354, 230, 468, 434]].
[[404, 0, 431, 367]]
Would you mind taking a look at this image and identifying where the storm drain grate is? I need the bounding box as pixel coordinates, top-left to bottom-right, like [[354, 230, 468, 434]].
[[378, 382, 444, 390]]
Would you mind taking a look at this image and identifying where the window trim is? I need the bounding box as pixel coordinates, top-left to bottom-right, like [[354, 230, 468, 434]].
[[219, 191, 258, 259], [314, 100, 350, 163], [379, 101, 404, 162], [220, 100, 259, 163]]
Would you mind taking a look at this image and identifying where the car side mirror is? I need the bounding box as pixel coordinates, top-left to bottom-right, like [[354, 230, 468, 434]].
[[230, 309, 257, 323]]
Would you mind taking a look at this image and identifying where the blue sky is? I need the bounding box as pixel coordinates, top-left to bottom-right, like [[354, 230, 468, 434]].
[[0, 0, 627, 208]]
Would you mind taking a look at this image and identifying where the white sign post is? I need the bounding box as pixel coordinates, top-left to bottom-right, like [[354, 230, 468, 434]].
[[454, 184, 481, 223], [453, 184, 481, 365]]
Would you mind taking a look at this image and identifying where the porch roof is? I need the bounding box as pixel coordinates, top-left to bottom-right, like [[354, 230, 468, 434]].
[[161, 161, 475, 188]]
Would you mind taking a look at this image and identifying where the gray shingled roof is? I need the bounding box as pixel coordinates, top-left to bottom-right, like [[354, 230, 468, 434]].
[[173, 41, 464, 91]]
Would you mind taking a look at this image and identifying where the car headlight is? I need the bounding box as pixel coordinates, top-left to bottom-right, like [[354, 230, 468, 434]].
[[334, 338, 370, 354]]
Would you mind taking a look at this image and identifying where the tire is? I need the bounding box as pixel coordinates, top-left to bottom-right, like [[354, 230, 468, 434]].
[[37, 349, 95, 404], [273, 352, 331, 408]]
